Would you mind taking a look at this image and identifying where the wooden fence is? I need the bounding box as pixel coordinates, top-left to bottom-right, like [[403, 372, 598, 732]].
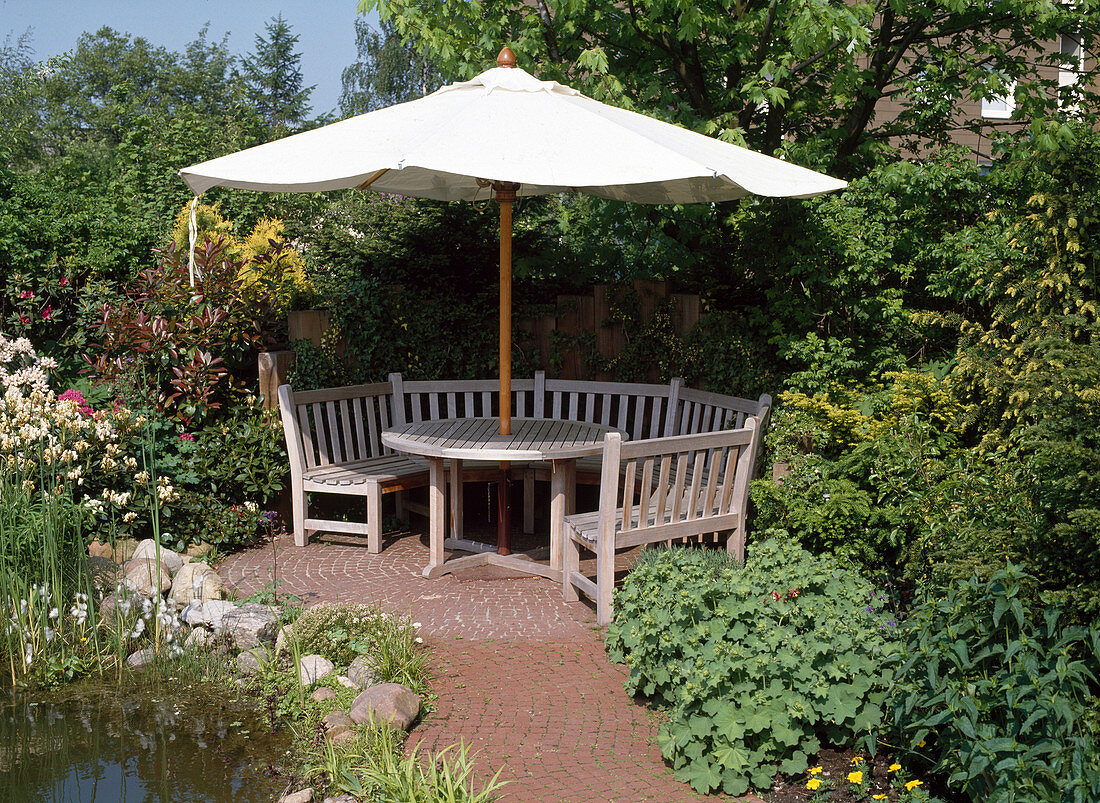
[[259, 282, 704, 408]]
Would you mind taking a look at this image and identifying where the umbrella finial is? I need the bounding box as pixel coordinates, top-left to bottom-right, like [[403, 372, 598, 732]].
[[497, 47, 517, 69]]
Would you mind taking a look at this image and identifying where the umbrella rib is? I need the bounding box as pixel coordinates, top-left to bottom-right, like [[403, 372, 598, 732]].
[[357, 168, 390, 190]]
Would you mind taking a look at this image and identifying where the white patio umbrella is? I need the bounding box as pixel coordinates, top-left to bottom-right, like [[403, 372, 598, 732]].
[[180, 47, 846, 550]]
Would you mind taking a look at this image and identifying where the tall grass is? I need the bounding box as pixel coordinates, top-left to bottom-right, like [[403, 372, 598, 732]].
[[0, 454, 101, 686], [0, 426, 188, 687]]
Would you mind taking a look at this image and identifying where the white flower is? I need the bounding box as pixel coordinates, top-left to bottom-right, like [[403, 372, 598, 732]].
[[48, 607, 58, 619], [412, 622, 422, 629], [414, 637, 423, 644]]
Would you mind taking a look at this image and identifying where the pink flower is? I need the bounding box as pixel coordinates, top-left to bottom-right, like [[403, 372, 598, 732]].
[[59, 277, 69, 287], [58, 389, 93, 415], [18, 314, 29, 324], [41, 305, 52, 320], [179, 432, 195, 442], [18, 290, 34, 299]]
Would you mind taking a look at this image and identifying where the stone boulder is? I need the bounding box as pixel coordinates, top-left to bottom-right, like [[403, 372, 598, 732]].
[[126, 647, 157, 669], [278, 790, 314, 803], [237, 647, 267, 675], [348, 683, 420, 731], [132, 539, 185, 575], [346, 656, 381, 689], [310, 687, 337, 703], [185, 542, 215, 559], [185, 628, 212, 650], [335, 675, 360, 690], [87, 540, 115, 560], [300, 655, 335, 686], [222, 603, 279, 649], [123, 559, 172, 596], [112, 538, 139, 563], [87, 556, 119, 592], [200, 598, 238, 629], [169, 563, 227, 606], [321, 710, 356, 743], [275, 624, 295, 655]]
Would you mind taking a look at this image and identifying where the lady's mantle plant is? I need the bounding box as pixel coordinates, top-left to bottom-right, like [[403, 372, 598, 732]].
[[606, 538, 901, 796]]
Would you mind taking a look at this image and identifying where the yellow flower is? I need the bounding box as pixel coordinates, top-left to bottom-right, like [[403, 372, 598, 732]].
[[806, 778, 822, 791], [873, 796, 887, 801], [847, 770, 864, 785], [889, 763, 902, 773], [906, 779, 924, 791], [851, 756, 864, 765], [917, 739, 926, 748], [808, 766, 823, 775]]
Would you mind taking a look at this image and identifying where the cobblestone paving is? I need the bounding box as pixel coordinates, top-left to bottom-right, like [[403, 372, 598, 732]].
[[220, 529, 730, 802]]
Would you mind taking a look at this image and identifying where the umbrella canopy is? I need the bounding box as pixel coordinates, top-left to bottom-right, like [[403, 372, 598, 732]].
[[181, 54, 845, 203], [180, 49, 847, 551]]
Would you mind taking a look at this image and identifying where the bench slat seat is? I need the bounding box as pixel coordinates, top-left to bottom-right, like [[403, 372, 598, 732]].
[[303, 456, 429, 489]]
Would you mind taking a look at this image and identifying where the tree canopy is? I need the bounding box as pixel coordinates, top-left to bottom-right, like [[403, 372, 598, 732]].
[[241, 13, 314, 127], [358, 0, 1100, 171]]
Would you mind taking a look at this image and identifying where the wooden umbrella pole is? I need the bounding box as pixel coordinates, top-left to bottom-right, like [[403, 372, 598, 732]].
[[498, 189, 513, 436], [494, 180, 519, 556]]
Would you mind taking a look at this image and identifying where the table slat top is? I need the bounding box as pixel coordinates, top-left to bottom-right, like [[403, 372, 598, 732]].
[[382, 417, 621, 461]]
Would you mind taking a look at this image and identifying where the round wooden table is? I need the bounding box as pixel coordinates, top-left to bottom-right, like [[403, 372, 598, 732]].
[[382, 417, 621, 579]]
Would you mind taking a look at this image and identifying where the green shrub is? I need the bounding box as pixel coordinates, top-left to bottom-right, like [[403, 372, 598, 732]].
[[292, 601, 426, 692], [889, 564, 1100, 802], [606, 539, 901, 796]]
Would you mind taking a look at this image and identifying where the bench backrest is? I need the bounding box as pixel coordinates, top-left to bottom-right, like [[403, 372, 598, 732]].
[[674, 387, 770, 435], [389, 374, 541, 424], [278, 382, 399, 472], [595, 418, 761, 556], [543, 377, 682, 442]]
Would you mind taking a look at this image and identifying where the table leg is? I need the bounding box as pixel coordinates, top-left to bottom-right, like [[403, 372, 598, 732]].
[[449, 458, 463, 539], [497, 462, 511, 555], [550, 459, 574, 571], [427, 457, 445, 572]]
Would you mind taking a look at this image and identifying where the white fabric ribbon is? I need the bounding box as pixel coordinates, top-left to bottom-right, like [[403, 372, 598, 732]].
[[187, 196, 199, 286]]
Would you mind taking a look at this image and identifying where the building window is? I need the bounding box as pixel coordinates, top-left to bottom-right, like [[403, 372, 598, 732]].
[[981, 64, 1016, 119], [1060, 32, 1083, 88]]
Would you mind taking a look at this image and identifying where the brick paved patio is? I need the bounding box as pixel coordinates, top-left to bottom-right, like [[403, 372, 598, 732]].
[[219, 528, 738, 802]]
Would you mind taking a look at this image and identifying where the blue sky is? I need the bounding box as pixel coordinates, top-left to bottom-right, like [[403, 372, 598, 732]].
[[0, 0, 377, 115]]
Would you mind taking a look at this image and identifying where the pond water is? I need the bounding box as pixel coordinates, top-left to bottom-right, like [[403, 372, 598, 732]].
[[0, 679, 292, 802]]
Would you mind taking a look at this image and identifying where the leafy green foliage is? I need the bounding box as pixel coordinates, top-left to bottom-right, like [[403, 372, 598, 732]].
[[889, 565, 1100, 802], [340, 18, 442, 116], [606, 541, 901, 795], [360, 0, 1099, 168]]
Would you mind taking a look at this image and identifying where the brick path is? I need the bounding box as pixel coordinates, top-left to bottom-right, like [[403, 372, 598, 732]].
[[220, 529, 729, 802]]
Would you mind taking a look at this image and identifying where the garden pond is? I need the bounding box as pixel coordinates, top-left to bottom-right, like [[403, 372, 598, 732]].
[[0, 678, 292, 801]]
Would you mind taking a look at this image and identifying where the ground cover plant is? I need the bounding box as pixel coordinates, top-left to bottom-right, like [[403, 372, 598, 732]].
[[607, 541, 901, 796]]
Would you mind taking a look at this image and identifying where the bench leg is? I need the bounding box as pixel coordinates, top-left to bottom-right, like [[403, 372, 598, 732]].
[[428, 458, 446, 570], [395, 490, 409, 524], [522, 470, 535, 534], [596, 532, 615, 626], [727, 518, 746, 563], [367, 482, 382, 554], [562, 532, 580, 602], [292, 486, 308, 547]]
